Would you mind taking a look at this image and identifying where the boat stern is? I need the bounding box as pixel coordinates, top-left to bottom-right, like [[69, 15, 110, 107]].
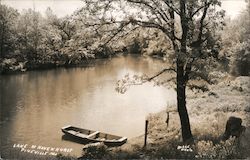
[[61, 125, 72, 130], [61, 125, 72, 134]]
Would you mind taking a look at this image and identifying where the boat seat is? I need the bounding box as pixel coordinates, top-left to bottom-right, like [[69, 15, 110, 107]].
[[68, 130, 79, 135], [86, 131, 100, 139], [77, 133, 88, 138], [118, 137, 127, 142]]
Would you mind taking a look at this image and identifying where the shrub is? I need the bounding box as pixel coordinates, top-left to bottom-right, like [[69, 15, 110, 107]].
[[56, 154, 76, 160], [81, 143, 110, 159], [195, 137, 242, 159]]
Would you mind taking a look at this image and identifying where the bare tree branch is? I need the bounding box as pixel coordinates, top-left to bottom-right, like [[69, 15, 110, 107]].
[[148, 67, 176, 81], [187, 0, 212, 76], [100, 22, 130, 47], [197, 1, 211, 43], [84, 20, 127, 27], [126, 0, 171, 25], [151, 0, 170, 22], [130, 19, 166, 31], [191, 5, 205, 18], [163, 0, 181, 15], [115, 26, 141, 41]]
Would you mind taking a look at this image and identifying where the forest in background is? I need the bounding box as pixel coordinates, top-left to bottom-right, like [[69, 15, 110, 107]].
[[0, 1, 249, 75]]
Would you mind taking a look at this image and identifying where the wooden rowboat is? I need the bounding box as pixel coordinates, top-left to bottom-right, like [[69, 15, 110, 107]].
[[61, 125, 127, 147]]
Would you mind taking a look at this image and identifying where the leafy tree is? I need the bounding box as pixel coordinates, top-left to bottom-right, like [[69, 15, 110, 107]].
[[82, 0, 225, 143], [41, 8, 64, 57], [45, 12, 96, 63], [221, 1, 250, 76], [232, 1, 250, 76], [16, 9, 43, 60], [71, 9, 124, 58], [0, 4, 19, 57], [51, 16, 76, 46]]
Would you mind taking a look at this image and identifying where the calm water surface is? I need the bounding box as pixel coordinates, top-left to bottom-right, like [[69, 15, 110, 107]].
[[0, 55, 176, 157]]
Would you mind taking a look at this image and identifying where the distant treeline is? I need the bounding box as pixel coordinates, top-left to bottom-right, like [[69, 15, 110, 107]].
[[0, 3, 249, 75], [0, 5, 147, 73], [220, 2, 250, 76]]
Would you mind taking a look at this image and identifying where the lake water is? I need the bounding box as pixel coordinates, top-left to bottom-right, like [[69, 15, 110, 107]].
[[0, 55, 176, 157]]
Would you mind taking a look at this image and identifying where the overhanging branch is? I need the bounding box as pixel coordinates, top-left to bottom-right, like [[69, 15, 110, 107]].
[[163, 0, 181, 15], [148, 68, 176, 81], [127, 0, 169, 24], [116, 68, 176, 94], [100, 22, 130, 47], [191, 5, 205, 18]]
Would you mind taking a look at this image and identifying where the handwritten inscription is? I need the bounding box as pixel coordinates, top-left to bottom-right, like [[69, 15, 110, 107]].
[[177, 145, 193, 152], [13, 144, 73, 156]]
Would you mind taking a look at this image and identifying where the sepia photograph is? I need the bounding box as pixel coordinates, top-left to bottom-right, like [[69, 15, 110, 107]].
[[0, 0, 249, 159]]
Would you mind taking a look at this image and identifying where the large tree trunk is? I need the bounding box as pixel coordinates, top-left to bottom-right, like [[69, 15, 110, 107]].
[[177, 60, 193, 143], [177, 0, 193, 143]]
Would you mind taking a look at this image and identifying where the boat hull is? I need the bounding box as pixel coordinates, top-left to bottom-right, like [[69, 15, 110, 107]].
[[61, 126, 127, 147]]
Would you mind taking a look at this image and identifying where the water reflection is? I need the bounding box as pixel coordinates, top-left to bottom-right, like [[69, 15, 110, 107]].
[[0, 55, 176, 157]]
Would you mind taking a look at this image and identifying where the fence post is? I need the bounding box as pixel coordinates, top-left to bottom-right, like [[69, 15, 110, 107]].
[[144, 120, 149, 148]]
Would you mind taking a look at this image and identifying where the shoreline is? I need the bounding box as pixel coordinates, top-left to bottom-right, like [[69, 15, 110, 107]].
[[0, 53, 148, 75]]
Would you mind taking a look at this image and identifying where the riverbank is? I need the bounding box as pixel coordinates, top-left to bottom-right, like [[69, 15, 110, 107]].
[[78, 75, 250, 159], [0, 54, 109, 75], [0, 52, 146, 75]]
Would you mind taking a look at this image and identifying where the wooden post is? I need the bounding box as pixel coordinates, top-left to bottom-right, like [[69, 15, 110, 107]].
[[144, 120, 148, 148]]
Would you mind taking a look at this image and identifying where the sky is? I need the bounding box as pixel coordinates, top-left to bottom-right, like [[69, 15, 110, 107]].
[[1, 0, 248, 19]]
